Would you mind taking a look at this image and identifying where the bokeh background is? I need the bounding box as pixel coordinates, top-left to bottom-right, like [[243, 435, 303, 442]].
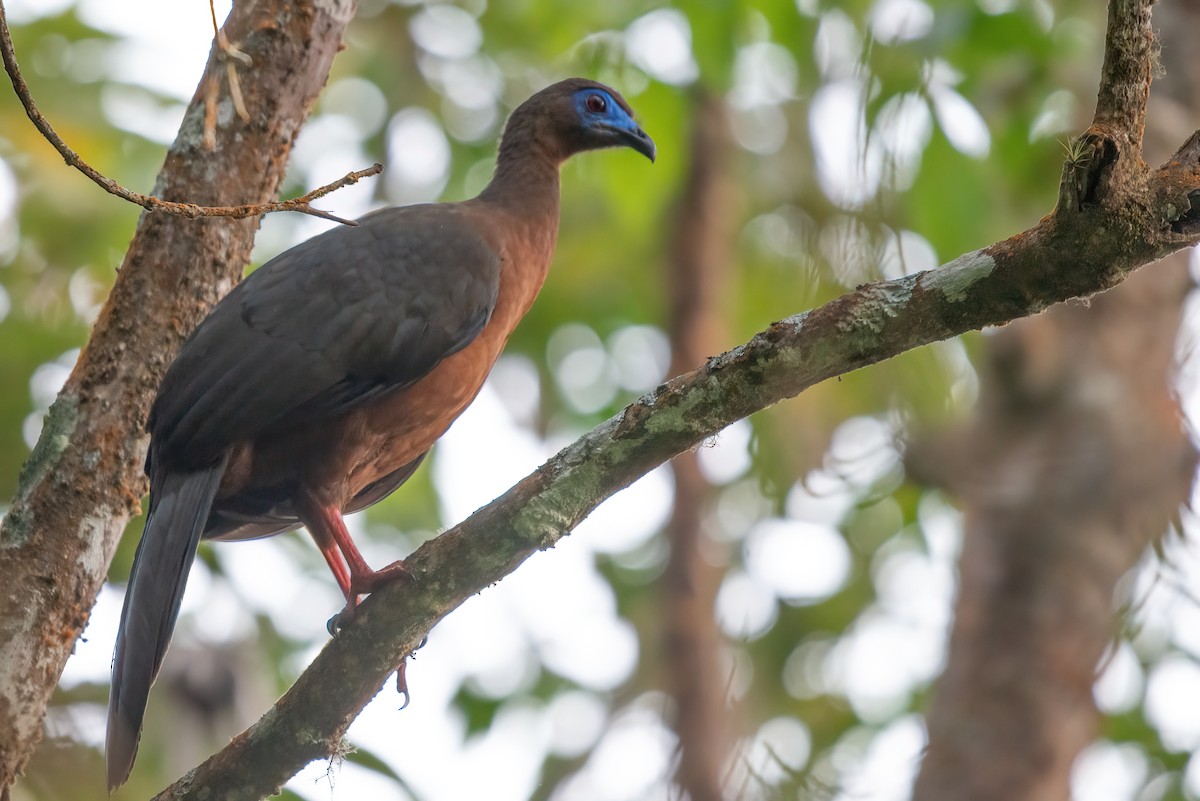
[[4, 0, 1200, 799]]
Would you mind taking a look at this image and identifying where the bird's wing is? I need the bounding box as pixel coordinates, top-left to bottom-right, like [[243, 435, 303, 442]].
[[150, 205, 501, 466]]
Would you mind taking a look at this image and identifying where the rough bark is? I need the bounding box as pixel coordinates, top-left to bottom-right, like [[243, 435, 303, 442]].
[[909, 264, 1196, 801], [662, 91, 735, 801], [911, 2, 1200, 799], [0, 0, 355, 794]]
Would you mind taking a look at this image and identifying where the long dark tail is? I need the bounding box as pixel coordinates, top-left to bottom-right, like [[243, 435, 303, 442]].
[[106, 456, 226, 790]]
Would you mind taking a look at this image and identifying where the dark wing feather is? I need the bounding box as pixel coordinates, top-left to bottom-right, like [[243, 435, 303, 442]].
[[149, 204, 500, 467]]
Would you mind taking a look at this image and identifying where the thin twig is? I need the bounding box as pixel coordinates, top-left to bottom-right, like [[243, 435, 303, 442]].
[[203, 73, 219, 152], [209, 0, 251, 66], [224, 60, 251, 123], [0, 0, 377, 225], [208, 0, 219, 38], [210, 0, 251, 123]]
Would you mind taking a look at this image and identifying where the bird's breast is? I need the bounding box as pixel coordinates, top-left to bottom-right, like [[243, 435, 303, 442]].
[[237, 239, 555, 510], [336, 334, 502, 494]]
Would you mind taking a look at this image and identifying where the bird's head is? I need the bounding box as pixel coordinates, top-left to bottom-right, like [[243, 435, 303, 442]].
[[507, 78, 656, 164], [565, 82, 656, 163]]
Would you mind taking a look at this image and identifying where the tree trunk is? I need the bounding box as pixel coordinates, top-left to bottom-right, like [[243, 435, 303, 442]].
[[662, 91, 736, 801], [911, 6, 1200, 796], [0, 1, 355, 794], [910, 263, 1195, 801]]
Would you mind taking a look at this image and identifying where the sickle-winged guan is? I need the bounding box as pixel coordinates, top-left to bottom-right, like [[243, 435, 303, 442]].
[[106, 77, 655, 789]]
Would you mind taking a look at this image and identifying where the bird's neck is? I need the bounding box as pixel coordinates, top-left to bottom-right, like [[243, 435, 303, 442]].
[[478, 120, 562, 223], [472, 117, 564, 320]]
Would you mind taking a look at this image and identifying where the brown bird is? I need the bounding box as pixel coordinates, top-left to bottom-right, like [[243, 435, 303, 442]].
[[106, 77, 655, 789]]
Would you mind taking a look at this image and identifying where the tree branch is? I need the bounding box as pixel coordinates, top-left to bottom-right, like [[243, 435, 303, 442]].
[[0, 0, 357, 793], [1058, 0, 1157, 214], [1093, 0, 1155, 138], [153, 118, 1200, 796], [0, 0, 377, 226]]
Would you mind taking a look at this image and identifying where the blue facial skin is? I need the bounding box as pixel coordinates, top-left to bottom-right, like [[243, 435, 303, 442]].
[[575, 89, 639, 132], [574, 88, 656, 162]]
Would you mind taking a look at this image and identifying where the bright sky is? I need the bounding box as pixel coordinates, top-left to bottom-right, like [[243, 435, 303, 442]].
[[8, 0, 1200, 799]]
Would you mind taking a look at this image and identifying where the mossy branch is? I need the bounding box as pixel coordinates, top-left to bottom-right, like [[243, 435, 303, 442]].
[[153, 123, 1200, 796]]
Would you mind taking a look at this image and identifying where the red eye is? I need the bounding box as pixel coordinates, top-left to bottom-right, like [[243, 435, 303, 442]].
[[586, 94, 607, 113]]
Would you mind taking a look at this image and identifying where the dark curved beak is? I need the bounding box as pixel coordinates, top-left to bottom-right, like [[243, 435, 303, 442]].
[[617, 125, 657, 163]]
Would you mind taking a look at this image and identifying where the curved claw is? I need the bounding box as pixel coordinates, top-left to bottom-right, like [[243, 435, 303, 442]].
[[326, 605, 356, 636], [397, 658, 411, 710], [395, 634, 430, 708]]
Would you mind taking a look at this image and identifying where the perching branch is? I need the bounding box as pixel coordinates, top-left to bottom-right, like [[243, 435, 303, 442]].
[[0, 0, 377, 226], [153, 111, 1200, 801], [151, 3, 1200, 795]]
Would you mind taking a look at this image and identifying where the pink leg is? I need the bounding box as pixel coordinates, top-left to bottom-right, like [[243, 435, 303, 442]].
[[296, 494, 410, 608], [305, 513, 354, 602]]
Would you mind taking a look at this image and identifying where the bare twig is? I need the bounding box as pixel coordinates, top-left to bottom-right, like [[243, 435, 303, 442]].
[[209, 0, 251, 67], [210, 0, 251, 124], [224, 60, 251, 123], [0, 0, 375, 225]]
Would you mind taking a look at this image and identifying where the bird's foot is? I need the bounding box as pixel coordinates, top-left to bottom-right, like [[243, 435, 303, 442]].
[[349, 559, 412, 595], [327, 561, 411, 635]]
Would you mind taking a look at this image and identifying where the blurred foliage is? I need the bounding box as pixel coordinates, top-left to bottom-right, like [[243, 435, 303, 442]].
[[4, 0, 1195, 800]]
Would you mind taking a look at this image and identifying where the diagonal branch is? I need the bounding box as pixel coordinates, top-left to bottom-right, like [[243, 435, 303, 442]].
[[0, 0, 377, 226], [152, 125, 1200, 798]]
